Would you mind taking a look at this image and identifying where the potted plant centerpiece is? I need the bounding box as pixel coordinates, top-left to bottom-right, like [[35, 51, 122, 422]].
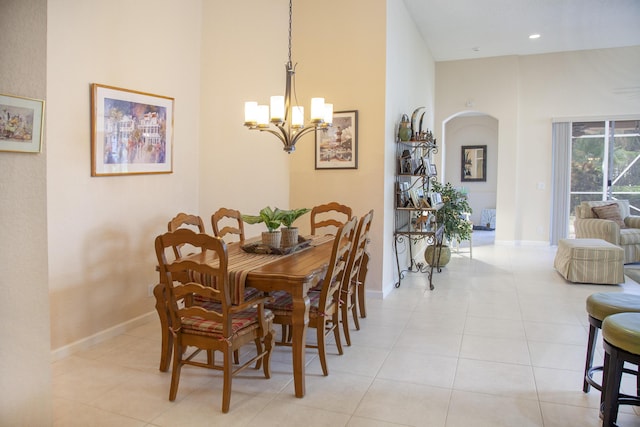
[[425, 181, 472, 266], [279, 207, 310, 247], [242, 206, 285, 248]]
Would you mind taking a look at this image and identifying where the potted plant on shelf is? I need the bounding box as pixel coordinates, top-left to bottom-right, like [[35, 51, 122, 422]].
[[242, 206, 285, 247], [425, 180, 472, 267], [279, 207, 310, 247]]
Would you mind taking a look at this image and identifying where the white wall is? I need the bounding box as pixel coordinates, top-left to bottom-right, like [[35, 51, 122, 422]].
[[0, 0, 52, 424], [436, 47, 640, 243], [384, 1, 436, 292]]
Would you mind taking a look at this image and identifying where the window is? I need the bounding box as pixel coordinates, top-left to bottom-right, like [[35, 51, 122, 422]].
[[569, 119, 640, 235]]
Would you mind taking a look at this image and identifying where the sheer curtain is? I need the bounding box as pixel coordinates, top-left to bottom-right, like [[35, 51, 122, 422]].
[[550, 121, 571, 245]]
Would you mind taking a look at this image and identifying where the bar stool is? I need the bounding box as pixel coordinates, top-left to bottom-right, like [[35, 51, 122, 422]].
[[583, 292, 640, 393], [601, 312, 640, 426]]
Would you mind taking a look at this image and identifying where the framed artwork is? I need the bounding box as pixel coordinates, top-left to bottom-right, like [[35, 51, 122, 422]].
[[461, 145, 487, 182], [0, 93, 44, 153], [315, 110, 358, 169], [428, 162, 437, 177], [91, 83, 174, 176]]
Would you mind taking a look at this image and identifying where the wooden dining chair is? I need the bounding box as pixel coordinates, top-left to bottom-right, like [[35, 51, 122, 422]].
[[155, 228, 275, 413], [310, 202, 353, 236], [265, 216, 357, 376], [167, 212, 206, 258], [211, 208, 245, 243], [154, 213, 207, 372], [340, 209, 373, 346]]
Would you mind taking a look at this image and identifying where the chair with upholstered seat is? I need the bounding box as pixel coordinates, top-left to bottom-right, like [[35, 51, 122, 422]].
[[211, 208, 246, 243], [167, 212, 206, 258], [155, 228, 275, 413], [154, 213, 208, 372], [310, 202, 352, 236], [340, 210, 373, 345], [266, 216, 357, 376]]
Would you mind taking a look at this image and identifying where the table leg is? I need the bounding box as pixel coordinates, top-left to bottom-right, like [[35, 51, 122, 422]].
[[290, 291, 310, 398]]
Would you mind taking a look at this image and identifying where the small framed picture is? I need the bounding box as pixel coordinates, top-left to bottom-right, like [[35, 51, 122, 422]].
[[431, 192, 442, 205], [315, 110, 358, 169], [91, 83, 174, 176], [428, 162, 437, 176], [462, 145, 487, 182], [0, 93, 45, 153]]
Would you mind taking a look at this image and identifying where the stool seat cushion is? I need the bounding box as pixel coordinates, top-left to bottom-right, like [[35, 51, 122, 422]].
[[554, 238, 624, 284], [586, 292, 640, 322], [602, 312, 640, 355]]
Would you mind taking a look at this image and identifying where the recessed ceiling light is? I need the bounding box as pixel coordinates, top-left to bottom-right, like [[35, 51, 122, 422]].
[[472, 46, 480, 52], [529, 34, 541, 39]]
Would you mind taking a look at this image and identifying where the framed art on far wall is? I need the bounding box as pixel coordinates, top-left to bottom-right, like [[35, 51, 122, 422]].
[[0, 93, 45, 153], [91, 83, 174, 176], [315, 110, 358, 169], [461, 145, 487, 182]]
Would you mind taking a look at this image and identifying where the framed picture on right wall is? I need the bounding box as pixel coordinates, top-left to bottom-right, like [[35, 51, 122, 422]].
[[461, 145, 487, 182]]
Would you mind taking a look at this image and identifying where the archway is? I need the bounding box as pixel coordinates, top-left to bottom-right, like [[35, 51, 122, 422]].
[[439, 111, 499, 243]]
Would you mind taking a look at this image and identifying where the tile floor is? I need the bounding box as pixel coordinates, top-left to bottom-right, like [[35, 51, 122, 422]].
[[52, 232, 640, 426]]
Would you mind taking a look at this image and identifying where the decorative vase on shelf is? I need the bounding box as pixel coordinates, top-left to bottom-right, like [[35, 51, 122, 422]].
[[262, 230, 281, 248], [281, 227, 299, 247], [398, 114, 412, 141]]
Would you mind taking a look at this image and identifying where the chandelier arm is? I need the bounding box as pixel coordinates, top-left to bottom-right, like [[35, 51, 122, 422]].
[[253, 128, 287, 146], [289, 125, 320, 147]]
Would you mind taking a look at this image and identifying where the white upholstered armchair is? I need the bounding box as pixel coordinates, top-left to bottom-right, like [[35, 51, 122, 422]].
[[574, 199, 640, 264]]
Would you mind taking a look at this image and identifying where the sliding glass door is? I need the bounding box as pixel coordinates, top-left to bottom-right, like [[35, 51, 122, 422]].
[[569, 120, 640, 235]]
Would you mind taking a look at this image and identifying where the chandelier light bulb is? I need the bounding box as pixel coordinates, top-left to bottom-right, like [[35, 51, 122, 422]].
[[292, 106, 304, 127], [244, 102, 258, 126], [270, 96, 285, 123]]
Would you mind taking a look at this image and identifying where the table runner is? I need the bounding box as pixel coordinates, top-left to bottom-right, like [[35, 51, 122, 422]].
[[190, 234, 335, 304]]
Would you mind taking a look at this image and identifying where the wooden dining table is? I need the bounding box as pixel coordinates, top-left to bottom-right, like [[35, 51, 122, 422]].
[[155, 234, 335, 398], [242, 235, 334, 397]]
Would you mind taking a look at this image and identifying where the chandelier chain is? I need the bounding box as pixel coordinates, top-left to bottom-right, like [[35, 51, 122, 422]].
[[288, 0, 293, 64]]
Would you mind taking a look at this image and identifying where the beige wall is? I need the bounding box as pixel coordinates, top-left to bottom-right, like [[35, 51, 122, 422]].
[[47, 0, 205, 352], [289, 0, 389, 296], [443, 115, 498, 226], [436, 47, 640, 243], [0, 0, 52, 424], [199, 1, 290, 224]]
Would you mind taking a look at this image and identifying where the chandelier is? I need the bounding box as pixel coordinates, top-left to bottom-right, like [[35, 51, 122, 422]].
[[243, 0, 332, 153]]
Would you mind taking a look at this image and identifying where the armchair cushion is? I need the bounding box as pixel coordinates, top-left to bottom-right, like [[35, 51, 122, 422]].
[[592, 204, 626, 229]]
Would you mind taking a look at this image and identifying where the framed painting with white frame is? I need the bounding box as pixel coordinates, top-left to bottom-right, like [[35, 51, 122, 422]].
[[315, 110, 358, 169], [0, 93, 44, 153], [91, 83, 174, 176]]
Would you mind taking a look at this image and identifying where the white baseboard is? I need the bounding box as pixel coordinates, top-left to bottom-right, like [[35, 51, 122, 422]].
[[51, 311, 156, 362]]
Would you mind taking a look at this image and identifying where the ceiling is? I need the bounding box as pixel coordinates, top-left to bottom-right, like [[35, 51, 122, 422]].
[[403, 0, 640, 62]]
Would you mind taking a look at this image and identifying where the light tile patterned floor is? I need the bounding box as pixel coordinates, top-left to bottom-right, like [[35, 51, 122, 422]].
[[52, 232, 640, 426]]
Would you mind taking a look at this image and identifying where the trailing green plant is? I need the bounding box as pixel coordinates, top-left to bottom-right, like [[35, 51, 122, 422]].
[[430, 180, 473, 244], [241, 206, 284, 232], [279, 208, 310, 229]]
